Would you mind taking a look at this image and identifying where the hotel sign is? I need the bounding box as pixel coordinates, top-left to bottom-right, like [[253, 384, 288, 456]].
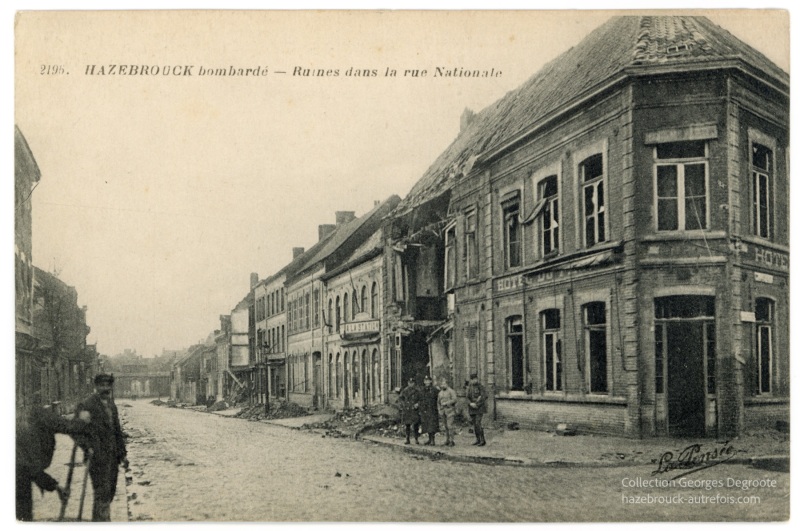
[[341, 319, 380, 339], [744, 243, 789, 273]]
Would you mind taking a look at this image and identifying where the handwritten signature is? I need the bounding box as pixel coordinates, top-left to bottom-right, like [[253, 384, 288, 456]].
[[651, 441, 737, 480]]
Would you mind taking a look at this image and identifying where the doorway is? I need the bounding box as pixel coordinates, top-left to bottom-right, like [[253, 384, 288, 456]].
[[655, 295, 715, 438]]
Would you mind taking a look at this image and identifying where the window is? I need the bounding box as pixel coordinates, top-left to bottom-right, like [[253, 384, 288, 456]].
[[361, 286, 367, 318], [280, 288, 284, 312], [538, 176, 559, 256], [503, 201, 521, 268], [327, 299, 333, 331], [580, 154, 606, 247], [541, 309, 562, 391], [755, 298, 774, 394], [751, 143, 773, 239], [305, 293, 310, 329], [444, 224, 456, 289], [335, 352, 342, 398], [654, 141, 708, 231], [335, 296, 341, 332], [506, 316, 524, 391], [313, 289, 320, 328], [465, 211, 478, 279], [583, 302, 607, 393], [352, 289, 358, 319], [343, 293, 349, 324], [371, 282, 378, 319]]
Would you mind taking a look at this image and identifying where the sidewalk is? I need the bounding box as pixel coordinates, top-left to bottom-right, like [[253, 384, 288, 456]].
[[29, 433, 129, 522], [359, 424, 790, 470], [206, 403, 789, 471], [253, 409, 789, 470]]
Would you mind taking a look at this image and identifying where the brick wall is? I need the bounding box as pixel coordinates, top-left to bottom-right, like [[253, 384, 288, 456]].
[[496, 398, 627, 436]]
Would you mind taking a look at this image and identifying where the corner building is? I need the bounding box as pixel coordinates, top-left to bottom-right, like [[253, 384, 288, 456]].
[[422, 16, 788, 438]]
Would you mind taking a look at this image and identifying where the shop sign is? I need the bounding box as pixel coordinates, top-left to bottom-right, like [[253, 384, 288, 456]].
[[342, 319, 380, 339]]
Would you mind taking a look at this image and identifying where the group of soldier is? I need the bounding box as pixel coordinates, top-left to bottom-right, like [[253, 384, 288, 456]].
[[16, 373, 128, 522], [397, 372, 487, 447]]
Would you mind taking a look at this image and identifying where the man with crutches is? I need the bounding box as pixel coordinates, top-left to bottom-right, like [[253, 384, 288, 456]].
[[15, 401, 90, 521], [74, 373, 128, 522]]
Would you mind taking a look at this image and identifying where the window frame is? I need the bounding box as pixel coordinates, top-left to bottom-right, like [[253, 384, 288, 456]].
[[755, 297, 775, 395], [465, 209, 479, 280], [501, 196, 521, 269], [444, 221, 457, 290], [573, 140, 608, 248], [582, 301, 608, 394], [653, 141, 709, 232], [749, 129, 777, 241], [541, 308, 563, 392]]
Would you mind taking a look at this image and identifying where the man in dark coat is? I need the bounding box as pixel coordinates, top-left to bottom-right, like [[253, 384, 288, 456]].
[[466, 372, 488, 446], [398, 377, 421, 445], [418, 375, 440, 446], [16, 402, 91, 521], [74, 373, 128, 522]]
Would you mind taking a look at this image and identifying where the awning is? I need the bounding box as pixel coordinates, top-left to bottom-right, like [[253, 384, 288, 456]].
[[553, 250, 616, 271]]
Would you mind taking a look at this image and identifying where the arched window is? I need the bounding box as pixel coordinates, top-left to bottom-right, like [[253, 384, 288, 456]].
[[335, 296, 341, 332], [328, 299, 333, 330], [343, 293, 349, 324], [361, 286, 368, 318], [371, 282, 378, 319], [328, 353, 334, 398], [353, 351, 360, 399], [352, 289, 359, 319]]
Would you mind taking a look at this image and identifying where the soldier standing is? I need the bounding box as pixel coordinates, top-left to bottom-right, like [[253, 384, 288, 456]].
[[418, 375, 440, 446], [437, 378, 458, 446], [75, 373, 128, 522], [466, 372, 487, 446], [398, 377, 422, 445]]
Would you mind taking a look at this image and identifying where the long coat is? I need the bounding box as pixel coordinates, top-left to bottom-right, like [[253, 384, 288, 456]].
[[418, 384, 440, 434], [398, 383, 421, 425], [74, 394, 127, 505]]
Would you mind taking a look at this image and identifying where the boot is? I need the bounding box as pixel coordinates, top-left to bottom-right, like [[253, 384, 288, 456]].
[[430, 434, 436, 446], [478, 432, 486, 447], [405, 425, 411, 444], [424, 434, 433, 446]]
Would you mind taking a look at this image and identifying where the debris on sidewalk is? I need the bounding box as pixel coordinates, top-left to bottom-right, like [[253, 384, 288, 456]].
[[235, 400, 310, 421]]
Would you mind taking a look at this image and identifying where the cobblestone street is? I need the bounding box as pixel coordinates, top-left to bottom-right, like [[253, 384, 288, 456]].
[[115, 400, 789, 522]]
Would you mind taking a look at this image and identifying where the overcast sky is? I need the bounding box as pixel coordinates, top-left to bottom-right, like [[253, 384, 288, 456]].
[[13, 10, 789, 358]]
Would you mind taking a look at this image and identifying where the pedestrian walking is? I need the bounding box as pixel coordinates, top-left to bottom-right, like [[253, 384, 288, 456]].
[[437, 378, 458, 446], [74, 373, 128, 522], [418, 375, 440, 446], [16, 401, 91, 521], [398, 377, 421, 445], [466, 372, 488, 446]]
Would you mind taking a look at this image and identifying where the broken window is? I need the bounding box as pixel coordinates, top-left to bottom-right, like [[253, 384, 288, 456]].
[[580, 154, 606, 248]]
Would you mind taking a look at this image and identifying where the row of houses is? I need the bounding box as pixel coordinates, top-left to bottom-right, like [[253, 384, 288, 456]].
[[15, 127, 101, 411], [173, 16, 789, 438]]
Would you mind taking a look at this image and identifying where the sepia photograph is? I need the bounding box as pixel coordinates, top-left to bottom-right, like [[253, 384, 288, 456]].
[[12, 7, 790, 523]]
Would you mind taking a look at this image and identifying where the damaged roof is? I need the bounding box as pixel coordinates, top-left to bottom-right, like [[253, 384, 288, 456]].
[[396, 15, 788, 216]]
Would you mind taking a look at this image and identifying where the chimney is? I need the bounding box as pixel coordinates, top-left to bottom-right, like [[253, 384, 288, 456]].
[[318, 224, 336, 241], [250, 272, 259, 289], [460, 107, 476, 132], [292, 247, 305, 259], [335, 211, 356, 226]]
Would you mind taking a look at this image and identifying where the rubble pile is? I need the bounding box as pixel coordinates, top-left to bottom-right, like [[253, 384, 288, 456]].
[[304, 405, 400, 439], [150, 399, 167, 406], [207, 400, 229, 412], [235, 400, 311, 421]]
